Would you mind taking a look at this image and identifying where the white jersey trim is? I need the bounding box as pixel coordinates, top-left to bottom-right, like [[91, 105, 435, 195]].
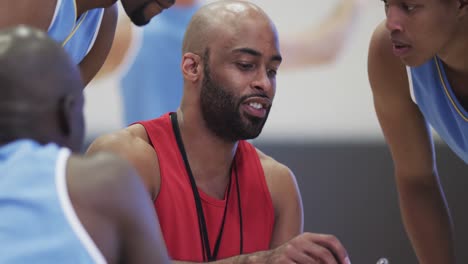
[[406, 66, 416, 103], [55, 148, 107, 264], [48, 0, 63, 31]]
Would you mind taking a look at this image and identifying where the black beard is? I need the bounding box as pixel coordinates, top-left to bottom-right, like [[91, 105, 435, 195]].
[[200, 52, 270, 142], [129, 1, 152, 26]]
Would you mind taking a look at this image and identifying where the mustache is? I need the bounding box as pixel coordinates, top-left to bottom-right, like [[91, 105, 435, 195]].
[[240, 93, 270, 101]]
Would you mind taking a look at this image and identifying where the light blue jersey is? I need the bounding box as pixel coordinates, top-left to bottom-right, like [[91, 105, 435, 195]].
[[121, 4, 200, 125], [47, 0, 104, 64], [0, 140, 106, 264], [409, 57, 468, 163]]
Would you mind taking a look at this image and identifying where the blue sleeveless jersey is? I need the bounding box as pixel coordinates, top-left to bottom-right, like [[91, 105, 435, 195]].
[[409, 57, 468, 163], [47, 0, 104, 64], [121, 4, 200, 125], [0, 140, 106, 264]]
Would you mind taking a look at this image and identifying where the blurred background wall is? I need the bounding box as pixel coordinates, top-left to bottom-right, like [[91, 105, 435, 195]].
[[83, 1, 468, 263]]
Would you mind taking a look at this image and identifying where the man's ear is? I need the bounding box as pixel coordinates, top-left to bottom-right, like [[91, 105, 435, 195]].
[[57, 94, 75, 137], [181, 52, 202, 82]]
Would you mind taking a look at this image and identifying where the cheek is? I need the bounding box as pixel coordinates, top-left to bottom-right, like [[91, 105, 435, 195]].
[[215, 71, 249, 93], [411, 14, 455, 48]]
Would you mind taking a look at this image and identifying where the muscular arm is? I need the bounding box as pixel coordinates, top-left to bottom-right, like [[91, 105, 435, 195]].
[[94, 13, 134, 79], [86, 125, 160, 200], [368, 22, 455, 263], [79, 4, 118, 86], [69, 153, 170, 263]]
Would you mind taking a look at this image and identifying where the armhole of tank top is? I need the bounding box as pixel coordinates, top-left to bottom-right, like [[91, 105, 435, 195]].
[[406, 66, 416, 103], [250, 144, 275, 231], [47, 0, 63, 31], [84, 9, 105, 57], [55, 149, 107, 264]]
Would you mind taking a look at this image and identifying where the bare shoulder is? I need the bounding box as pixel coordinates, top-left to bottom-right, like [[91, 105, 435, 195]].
[[87, 124, 153, 159], [368, 21, 409, 95], [0, 0, 57, 30], [256, 148, 294, 182], [86, 124, 161, 198], [255, 148, 300, 209]]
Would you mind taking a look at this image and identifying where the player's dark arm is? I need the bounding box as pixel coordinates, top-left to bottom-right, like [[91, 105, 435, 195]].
[[78, 4, 118, 86], [368, 21, 455, 264], [109, 156, 169, 263]]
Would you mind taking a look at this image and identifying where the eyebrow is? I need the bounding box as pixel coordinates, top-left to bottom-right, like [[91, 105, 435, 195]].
[[232, 47, 282, 63]]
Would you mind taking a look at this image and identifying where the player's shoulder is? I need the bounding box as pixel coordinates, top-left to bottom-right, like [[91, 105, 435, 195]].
[[255, 148, 295, 187], [369, 21, 403, 69], [368, 20, 408, 93], [87, 124, 151, 155], [69, 152, 137, 189], [254, 147, 301, 213]]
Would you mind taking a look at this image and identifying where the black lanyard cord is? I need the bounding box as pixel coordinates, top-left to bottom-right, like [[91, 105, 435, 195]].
[[170, 112, 243, 261]]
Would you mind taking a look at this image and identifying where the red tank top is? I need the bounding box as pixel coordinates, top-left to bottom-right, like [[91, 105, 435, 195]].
[[138, 113, 275, 261]]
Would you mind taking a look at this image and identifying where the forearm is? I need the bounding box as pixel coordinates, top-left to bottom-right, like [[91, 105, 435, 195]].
[[172, 250, 271, 264], [397, 175, 455, 264]]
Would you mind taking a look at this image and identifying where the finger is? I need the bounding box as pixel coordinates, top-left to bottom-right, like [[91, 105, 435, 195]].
[[284, 243, 318, 264], [307, 234, 350, 264], [290, 250, 318, 264], [302, 243, 338, 264]]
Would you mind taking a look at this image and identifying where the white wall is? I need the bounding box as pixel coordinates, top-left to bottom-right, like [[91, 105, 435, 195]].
[[84, 0, 387, 143]]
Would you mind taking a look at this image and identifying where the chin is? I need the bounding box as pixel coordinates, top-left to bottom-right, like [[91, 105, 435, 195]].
[[400, 56, 429, 68]]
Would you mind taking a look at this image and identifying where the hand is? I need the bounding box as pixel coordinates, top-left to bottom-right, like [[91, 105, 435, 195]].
[[266, 232, 351, 264]]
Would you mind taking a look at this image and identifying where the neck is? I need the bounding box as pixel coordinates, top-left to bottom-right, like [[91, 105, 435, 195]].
[[437, 20, 468, 76], [175, 108, 238, 185]]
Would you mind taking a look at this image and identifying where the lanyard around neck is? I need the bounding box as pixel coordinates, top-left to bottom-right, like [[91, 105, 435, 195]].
[[170, 112, 243, 261]]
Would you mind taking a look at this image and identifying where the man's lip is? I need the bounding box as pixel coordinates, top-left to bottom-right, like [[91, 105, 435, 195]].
[[390, 38, 410, 47], [242, 97, 272, 108]]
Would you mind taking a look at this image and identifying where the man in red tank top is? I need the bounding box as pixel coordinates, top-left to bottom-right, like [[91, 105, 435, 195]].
[[87, 1, 351, 263]]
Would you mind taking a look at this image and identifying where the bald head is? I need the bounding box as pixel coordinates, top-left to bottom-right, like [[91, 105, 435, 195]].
[[182, 0, 276, 55], [0, 26, 84, 150], [0, 26, 82, 103]]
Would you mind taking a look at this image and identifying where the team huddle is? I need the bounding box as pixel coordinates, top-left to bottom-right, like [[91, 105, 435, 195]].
[[1, 0, 468, 263]]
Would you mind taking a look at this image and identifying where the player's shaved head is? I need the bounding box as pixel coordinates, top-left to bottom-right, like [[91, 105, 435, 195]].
[[0, 25, 85, 151], [182, 0, 275, 55]]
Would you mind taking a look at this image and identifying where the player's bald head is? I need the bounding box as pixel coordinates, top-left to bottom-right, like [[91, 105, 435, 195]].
[[0, 25, 83, 103], [182, 0, 276, 55], [0, 25, 84, 150]]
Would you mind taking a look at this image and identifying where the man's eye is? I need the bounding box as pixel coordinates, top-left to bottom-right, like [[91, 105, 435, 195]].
[[403, 3, 416, 11], [237, 63, 254, 70], [268, 69, 277, 78]]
